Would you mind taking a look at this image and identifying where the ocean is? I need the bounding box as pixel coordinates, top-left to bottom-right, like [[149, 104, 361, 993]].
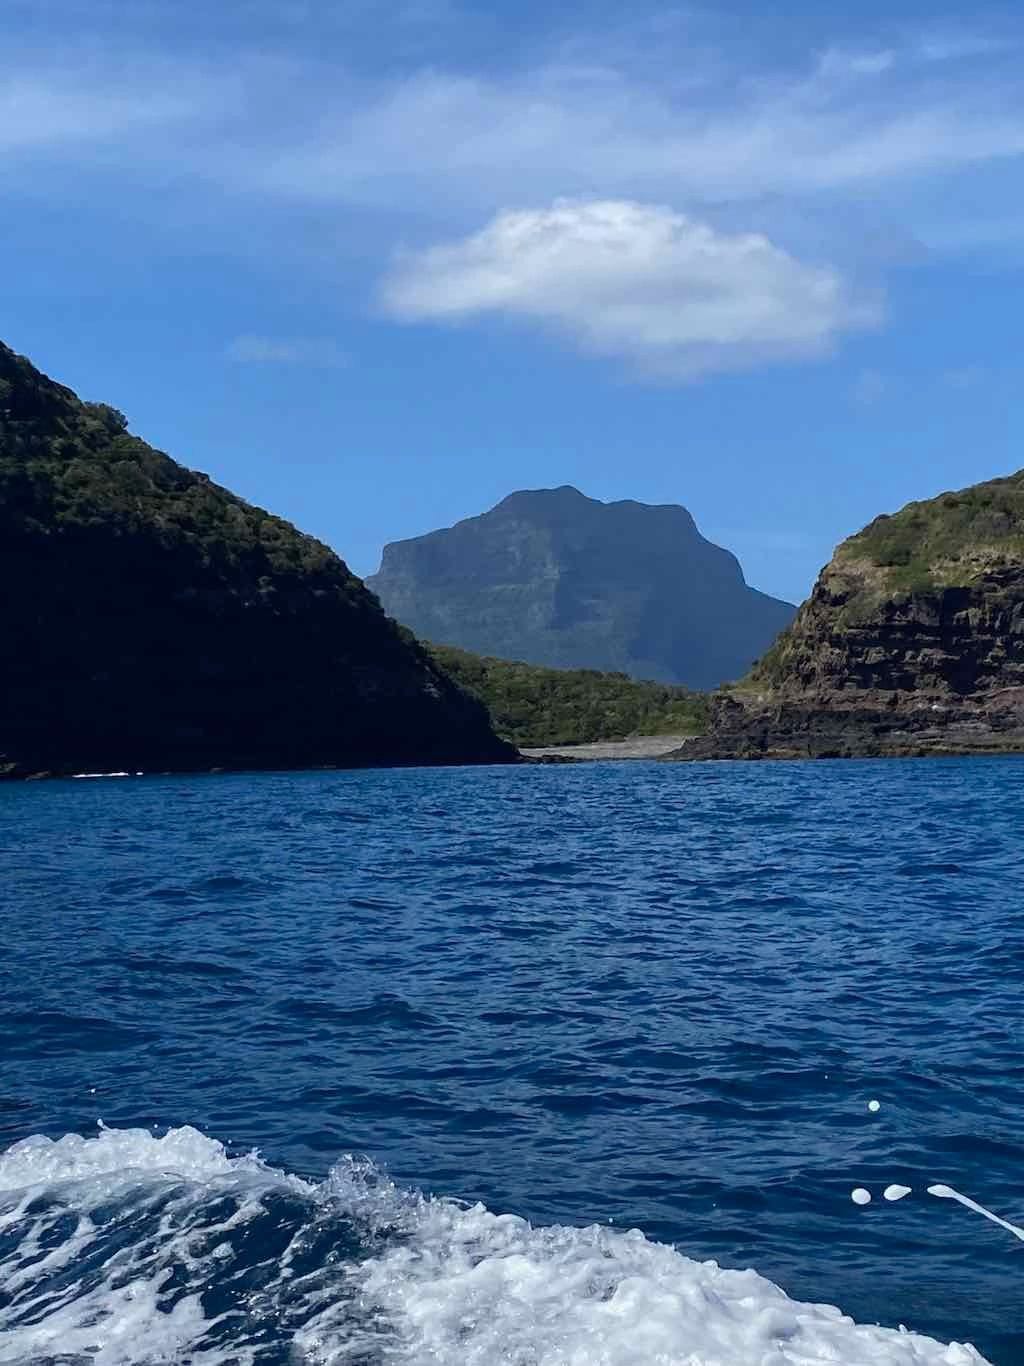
[[2, 759, 1023, 1364]]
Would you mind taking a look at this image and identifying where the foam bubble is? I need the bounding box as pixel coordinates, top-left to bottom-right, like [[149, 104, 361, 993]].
[[868, 1099, 881, 1113], [851, 1188, 872, 1205]]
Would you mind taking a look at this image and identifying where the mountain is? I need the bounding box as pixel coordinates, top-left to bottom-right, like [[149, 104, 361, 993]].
[[367, 487, 795, 690], [676, 471, 1024, 759], [0, 341, 514, 778], [428, 644, 708, 748]]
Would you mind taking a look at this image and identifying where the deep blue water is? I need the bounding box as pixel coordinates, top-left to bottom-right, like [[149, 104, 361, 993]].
[[2, 759, 1024, 1364]]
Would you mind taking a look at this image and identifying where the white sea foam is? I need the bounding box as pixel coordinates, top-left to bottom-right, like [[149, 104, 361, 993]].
[[0, 1123, 246, 1193], [0, 1126, 991, 1366]]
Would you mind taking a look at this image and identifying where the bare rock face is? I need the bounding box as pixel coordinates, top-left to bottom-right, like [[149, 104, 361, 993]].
[[368, 487, 795, 690], [672, 472, 1024, 759], [0, 341, 515, 778]]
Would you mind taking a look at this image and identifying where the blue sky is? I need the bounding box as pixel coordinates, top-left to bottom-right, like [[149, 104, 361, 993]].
[[4, 0, 1023, 604]]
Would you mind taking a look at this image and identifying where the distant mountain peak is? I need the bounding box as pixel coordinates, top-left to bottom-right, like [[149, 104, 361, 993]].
[[368, 488, 794, 690], [498, 484, 588, 503]]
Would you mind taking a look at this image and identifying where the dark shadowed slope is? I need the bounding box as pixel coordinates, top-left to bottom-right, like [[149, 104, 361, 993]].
[[368, 486, 795, 690], [0, 341, 514, 777]]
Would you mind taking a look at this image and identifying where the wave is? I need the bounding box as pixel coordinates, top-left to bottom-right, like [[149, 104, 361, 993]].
[[0, 1125, 988, 1365]]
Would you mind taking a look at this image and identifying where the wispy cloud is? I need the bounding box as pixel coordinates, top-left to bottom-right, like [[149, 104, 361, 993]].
[[851, 368, 890, 406], [848, 364, 995, 404], [916, 32, 1014, 63], [813, 47, 897, 79], [3, 13, 1024, 380], [0, 69, 215, 153], [226, 334, 348, 367], [5, 27, 1023, 219], [247, 55, 1024, 217], [382, 199, 880, 380], [942, 364, 987, 390]]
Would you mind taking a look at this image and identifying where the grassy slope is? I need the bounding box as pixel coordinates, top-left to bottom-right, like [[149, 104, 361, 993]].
[[746, 469, 1024, 691], [839, 470, 1024, 593], [430, 644, 708, 747]]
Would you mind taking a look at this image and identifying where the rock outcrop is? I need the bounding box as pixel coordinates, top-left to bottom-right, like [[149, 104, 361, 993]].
[[368, 487, 795, 690], [672, 472, 1024, 759], [0, 341, 515, 777]]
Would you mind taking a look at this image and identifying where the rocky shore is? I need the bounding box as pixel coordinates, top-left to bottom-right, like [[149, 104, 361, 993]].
[[667, 688, 1024, 760]]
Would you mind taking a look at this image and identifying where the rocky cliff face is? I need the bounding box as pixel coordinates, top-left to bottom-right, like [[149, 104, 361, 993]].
[[368, 487, 795, 690], [675, 472, 1024, 759], [0, 341, 514, 777]]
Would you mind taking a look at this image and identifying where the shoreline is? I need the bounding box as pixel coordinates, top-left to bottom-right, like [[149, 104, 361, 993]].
[[520, 733, 696, 761]]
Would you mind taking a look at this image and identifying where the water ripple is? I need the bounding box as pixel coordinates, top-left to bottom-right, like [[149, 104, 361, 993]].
[[2, 759, 1024, 1362]]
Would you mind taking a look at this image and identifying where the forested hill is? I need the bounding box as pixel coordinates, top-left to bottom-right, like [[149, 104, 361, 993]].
[[429, 645, 708, 747], [0, 340, 513, 777]]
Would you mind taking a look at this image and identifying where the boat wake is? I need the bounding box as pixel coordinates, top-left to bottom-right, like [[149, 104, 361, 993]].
[[0, 1124, 988, 1365]]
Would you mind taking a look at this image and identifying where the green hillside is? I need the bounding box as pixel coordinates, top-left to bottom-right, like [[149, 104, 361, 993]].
[[429, 645, 708, 747], [0, 340, 512, 777]]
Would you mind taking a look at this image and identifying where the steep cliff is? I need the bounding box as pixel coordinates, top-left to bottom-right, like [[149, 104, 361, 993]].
[[368, 487, 795, 690], [675, 472, 1024, 759], [0, 341, 514, 777]]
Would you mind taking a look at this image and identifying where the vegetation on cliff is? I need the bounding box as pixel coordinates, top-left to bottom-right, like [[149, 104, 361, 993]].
[[843, 472, 1024, 592], [750, 470, 1024, 696], [429, 645, 708, 747], [678, 470, 1024, 760], [0, 340, 513, 776]]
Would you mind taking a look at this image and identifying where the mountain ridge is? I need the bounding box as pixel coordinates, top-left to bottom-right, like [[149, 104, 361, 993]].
[[368, 486, 795, 690]]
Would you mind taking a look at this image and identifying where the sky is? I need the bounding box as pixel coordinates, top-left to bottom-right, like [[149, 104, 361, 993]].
[[3, 0, 1023, 605]]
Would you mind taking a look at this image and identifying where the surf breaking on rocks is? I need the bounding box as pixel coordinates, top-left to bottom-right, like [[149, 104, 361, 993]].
[[0, 1124, 990, 1365]]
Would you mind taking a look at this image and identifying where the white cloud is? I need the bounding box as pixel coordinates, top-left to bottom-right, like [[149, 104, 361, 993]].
[[382, 199, 880, 379], [3, 17, 1024, 383], [226, 334, 348, 367]]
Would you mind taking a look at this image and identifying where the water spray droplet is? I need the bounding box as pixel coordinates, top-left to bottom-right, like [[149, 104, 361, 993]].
[[867, 1099, 881, 1112], [884, 1184, 912, 1201], [851, 1188, 872, 1205], [928, 1184, 1024, 1242]]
